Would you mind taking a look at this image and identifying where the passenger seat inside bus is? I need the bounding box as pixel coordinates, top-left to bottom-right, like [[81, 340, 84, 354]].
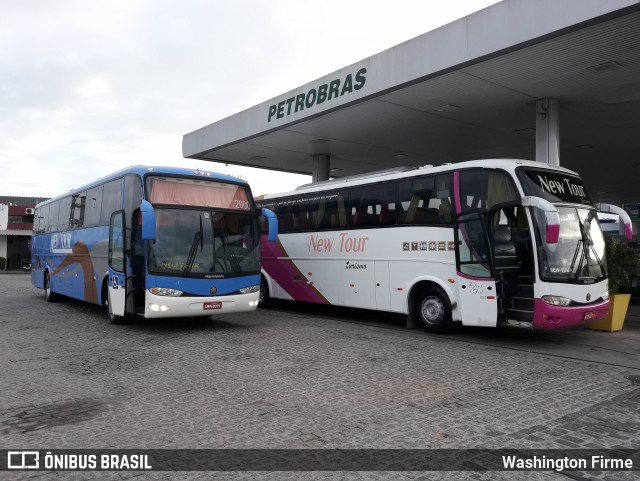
[[413, 207, 441, 224], [493, 226, 519, 296], [379, 205, 395, 225]]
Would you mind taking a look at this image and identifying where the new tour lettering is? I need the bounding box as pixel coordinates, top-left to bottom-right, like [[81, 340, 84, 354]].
[[537, 175, 586, 198], [308, 233, 369, 253]]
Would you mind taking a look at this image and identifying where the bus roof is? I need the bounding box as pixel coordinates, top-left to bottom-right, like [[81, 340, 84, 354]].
[[35, 165, 250, 208], [261, 159, 579, 199]]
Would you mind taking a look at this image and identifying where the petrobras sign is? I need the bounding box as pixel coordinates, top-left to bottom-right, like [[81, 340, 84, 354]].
[[51, 233, 73, 254], [268, 68, 367, 123]]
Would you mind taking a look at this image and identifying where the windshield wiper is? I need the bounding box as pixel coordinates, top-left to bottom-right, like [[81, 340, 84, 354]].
[[582, 218, 605, 278], [567, 236, 583, 280], [219, 229, 243, 273], [572, 219, 605, 282], [570, 221, 589, 281], [183, 217, 203, 276]]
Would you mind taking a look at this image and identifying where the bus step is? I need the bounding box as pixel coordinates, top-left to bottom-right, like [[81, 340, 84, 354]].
[[518, 284, 534, 297], [512, 296, 535, 310], [505, 308, 534, 324]]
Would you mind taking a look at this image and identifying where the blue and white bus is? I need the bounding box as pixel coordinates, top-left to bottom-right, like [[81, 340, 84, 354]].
[[31, 165, 277, 324], [257, 159, 631, 333]]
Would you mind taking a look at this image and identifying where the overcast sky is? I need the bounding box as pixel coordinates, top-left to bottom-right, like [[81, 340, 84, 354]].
[[1, 0, 500, 199]]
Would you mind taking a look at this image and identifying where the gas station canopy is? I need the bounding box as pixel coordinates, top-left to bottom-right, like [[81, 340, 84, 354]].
[[183, 0, 640, 205]]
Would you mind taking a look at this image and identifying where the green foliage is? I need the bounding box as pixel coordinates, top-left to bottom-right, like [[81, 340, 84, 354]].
[[0, 257, 4, 270], [605, 235, 640, 294]]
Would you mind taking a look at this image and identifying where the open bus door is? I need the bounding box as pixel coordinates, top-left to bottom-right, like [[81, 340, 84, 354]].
[[453, 210, 498, 327], [107, 210, 127, 323]]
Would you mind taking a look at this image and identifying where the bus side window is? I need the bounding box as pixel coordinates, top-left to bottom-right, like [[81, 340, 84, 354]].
[[399, 174, 452, 225], [352, 201, 371, 226], [84, 185, 104, 228], [379, 203, 395, 225], [48, 201, 60, 233], [276, 207, 293, 232], [39, 204, 48, 234], [58, 196, 72, 231], [71, 192, 86, 229], [292, 205, 309, 231], [101, 179, 123, 226], [459, 169, 518, 212], [350, 182, 394, 227]]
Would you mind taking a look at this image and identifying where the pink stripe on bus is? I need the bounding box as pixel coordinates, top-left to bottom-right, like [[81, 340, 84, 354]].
[[261, 236, 329, 304]]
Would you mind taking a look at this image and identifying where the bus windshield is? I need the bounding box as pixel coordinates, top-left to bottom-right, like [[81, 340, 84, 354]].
[[533, 206, 606, 283], [148, 209, 259, 277]]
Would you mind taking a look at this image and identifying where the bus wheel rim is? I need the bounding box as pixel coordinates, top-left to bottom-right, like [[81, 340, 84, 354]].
[[421, 296, 444, 324]]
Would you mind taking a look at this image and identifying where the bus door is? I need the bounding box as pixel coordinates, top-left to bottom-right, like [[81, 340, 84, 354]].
[[107, 210, 126, 317], [453, 210, 497, 327]]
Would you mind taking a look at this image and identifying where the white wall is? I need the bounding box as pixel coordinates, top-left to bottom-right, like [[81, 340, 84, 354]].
[[0, 204, 7, 230]]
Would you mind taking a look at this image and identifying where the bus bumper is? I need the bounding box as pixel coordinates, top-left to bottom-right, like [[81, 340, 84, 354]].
[[143, 290, 260, 318], [532, 298, 610, 329]]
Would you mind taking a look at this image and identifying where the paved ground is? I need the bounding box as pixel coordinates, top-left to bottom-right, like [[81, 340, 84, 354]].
[[0, 273, 639, 480]]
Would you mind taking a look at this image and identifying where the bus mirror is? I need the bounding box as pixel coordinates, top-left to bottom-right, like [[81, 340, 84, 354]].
[[522, 196, 560, 244], [596, 203, 633, 240], [140, 200, 156, 241], [261, 208, 278, 242]]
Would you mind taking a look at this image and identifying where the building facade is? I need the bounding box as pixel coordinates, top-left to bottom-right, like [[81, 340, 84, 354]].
[[0, 196, 48, 270]]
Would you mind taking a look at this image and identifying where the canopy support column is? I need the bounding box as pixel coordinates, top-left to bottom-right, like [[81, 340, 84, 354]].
[[535, 98, 560, 166], [312, 154, 330, 182]]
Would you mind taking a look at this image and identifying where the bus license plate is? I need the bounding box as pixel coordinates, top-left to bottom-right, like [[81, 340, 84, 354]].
[[203, 302, 222, 310], [583, 311, 595, 321]]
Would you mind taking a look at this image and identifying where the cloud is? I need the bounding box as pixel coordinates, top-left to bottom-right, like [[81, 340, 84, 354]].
[[0, 0, 499, 198]]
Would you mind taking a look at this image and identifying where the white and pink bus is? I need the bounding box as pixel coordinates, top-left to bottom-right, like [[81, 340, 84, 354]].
[[257, 159, 631, 333]]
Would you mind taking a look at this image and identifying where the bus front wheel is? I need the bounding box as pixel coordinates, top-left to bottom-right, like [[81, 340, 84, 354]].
[[413, 286, 453, 334], [258, 276, 270, 307], [103, 285, 127, 325]]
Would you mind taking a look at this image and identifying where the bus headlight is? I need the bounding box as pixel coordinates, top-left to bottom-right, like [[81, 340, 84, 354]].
[[149, 287, 183, 297], [239, 285, 260, 294], [542, 295, 572, 306], [601, 291, 609, 301]]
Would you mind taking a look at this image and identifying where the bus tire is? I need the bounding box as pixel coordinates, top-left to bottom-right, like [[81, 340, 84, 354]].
[[44, 272, 60, 303], [103, 284, 127, 325], [413, 286, 453, 334], [258, 276, 270, 308]]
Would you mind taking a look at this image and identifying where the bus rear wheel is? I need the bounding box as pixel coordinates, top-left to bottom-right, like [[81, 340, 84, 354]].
[[414, 286, 453, 334], [44, 272, 60, 303]]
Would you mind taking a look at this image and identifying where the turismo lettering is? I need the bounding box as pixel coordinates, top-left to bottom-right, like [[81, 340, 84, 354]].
[[537, 175, 586, 198], [308, 233, 369, 253], [346, 261, 367, 270], [268, 68, 367, 122]]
